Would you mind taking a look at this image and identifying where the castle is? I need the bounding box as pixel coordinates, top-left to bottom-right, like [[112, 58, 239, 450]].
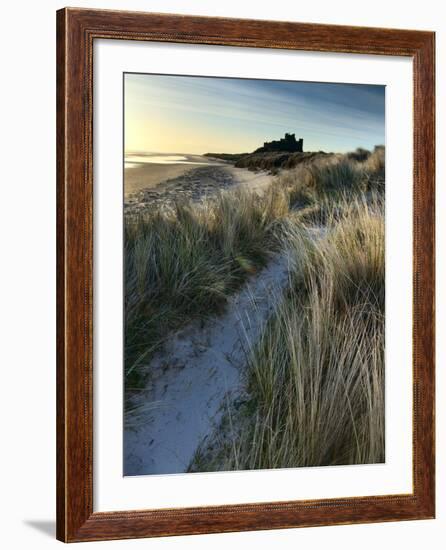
[[254, 133, 303, 154]]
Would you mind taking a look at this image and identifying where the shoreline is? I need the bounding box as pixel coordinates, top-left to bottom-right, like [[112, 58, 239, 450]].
[[124, 161, 276, 214], [124, 154, 225, 197], [125, 163, 200, 196]]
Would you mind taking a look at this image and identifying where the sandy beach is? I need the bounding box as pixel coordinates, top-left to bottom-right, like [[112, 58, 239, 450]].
[[124, 155, 276, 214], [124, 154, 226, 196], [125, 163, 197, 195]]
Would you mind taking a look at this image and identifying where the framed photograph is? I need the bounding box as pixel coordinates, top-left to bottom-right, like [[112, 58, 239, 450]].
[[56, 7, 435, 542]]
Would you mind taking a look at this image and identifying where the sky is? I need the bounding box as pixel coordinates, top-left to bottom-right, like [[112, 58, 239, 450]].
[[124, 73, 385, 155]]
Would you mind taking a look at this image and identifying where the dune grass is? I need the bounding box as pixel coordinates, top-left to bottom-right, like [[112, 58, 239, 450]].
[[188, 194, 385, 471], [125, 185, 288, 386], [243, 196, 384, 468], [276, 145, 385, 206]]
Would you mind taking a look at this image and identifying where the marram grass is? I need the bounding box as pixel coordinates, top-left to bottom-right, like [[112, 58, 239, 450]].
[[189, 195, 385, 470], [124, 185, 288, 386]]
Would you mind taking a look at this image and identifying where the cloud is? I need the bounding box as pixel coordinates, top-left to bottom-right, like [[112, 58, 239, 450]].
[[125, 73, 385, 154]]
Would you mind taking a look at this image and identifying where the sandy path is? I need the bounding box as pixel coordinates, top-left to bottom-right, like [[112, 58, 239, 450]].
[[225, 166, 275, 194], [124, 253, 291, 476]]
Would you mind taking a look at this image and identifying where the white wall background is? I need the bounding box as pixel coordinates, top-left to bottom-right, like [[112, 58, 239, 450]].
[[0, 0, 444, 548]]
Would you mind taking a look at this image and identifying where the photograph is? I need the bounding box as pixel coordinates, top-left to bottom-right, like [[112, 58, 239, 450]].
[[1, 0, 440, 546], [123, 74, 386, 476]]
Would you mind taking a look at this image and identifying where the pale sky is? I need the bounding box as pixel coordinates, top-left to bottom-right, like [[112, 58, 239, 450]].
[[124, 73, 385, 155]]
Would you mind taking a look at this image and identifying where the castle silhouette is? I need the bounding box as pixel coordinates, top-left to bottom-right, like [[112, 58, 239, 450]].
[[254, 133, 303, 154]]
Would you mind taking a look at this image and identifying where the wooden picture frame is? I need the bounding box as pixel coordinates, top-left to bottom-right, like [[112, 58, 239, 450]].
[[56, 7, 435, 542]]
